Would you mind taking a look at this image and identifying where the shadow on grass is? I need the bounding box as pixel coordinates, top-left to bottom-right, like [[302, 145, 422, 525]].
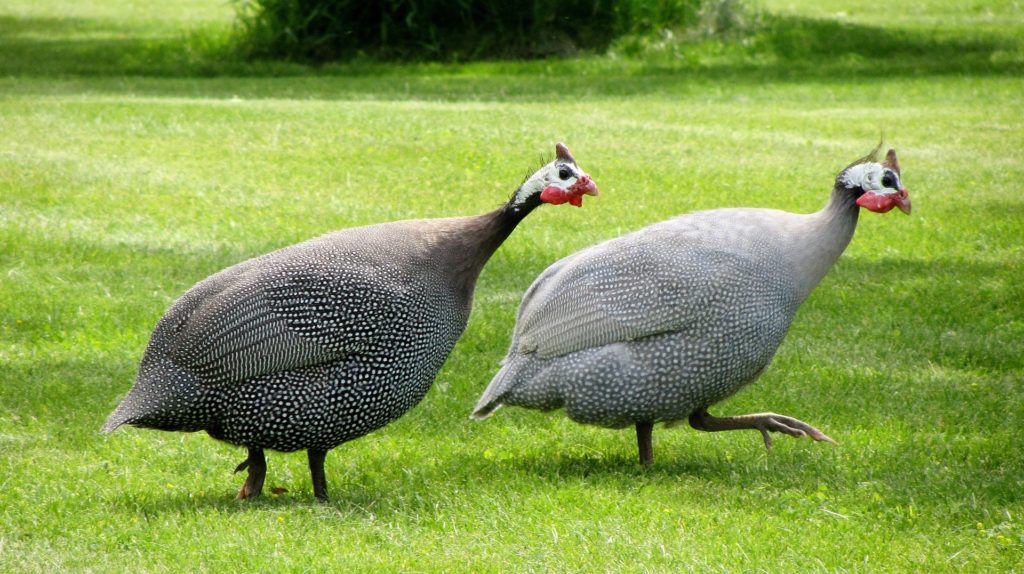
[[98, 423, 1023, 520], [0, 13, 1021, 99], [97, 441, 824, 517]]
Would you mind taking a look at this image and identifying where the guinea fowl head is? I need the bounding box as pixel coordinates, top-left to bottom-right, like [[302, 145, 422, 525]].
[[839, 147, 911, 215], [509, 143, 599, 212]]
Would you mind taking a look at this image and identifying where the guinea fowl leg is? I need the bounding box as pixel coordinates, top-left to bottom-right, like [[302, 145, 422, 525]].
[[688, 409, 836, 450], [234, 447, 267, 499], [635, 421, 655, 466], [308, 449, 328, 500]]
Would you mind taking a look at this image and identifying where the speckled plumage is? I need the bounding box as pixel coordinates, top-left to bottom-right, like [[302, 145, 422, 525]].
[[102, 144, 598, 498], [473, 149, 910, 463], [107, 222, 471, 447], [475, 209, 805, 427]]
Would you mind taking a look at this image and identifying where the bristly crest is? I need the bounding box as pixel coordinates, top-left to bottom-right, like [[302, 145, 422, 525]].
[[842, 140, 884, 173], [508, 155, 552, 203], [507, 156, 548, 203]]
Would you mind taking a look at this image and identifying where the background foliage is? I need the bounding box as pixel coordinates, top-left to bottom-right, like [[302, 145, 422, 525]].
[[233, 0, 727, 60]]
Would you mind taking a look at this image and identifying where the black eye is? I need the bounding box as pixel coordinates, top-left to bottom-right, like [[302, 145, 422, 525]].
[[882, 172, 895, 188], [558, 167, 572, 181]]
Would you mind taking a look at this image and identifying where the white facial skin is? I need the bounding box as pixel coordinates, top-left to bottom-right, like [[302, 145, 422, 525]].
[[511, 160, 584, 208], [841, 162, 903, 195]]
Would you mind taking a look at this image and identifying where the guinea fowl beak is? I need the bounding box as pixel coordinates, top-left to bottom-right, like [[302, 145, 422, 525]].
[[567, 175, 598, 207], [894, 188, 911, 215], [573, 174, 599, 197]]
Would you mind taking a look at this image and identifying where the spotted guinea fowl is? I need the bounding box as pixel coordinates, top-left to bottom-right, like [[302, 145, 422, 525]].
[[102, 143, 598, 498], [472, 147, 910, 465]]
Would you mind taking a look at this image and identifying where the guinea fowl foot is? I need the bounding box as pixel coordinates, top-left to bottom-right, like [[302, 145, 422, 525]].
[[235, 447, 267, 500], [688, 410, 836, 450]]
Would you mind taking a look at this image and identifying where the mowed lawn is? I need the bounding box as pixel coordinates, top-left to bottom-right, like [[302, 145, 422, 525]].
[[1, 0, 1023, 572]]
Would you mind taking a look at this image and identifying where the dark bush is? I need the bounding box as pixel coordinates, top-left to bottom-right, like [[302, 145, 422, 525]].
[[233, 0, 709, 61]]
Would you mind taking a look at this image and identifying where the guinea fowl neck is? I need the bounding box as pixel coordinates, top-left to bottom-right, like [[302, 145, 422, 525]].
[[492, 194, 542, 245], [443, 196, 543, 301], [790, 184, 860, 301]]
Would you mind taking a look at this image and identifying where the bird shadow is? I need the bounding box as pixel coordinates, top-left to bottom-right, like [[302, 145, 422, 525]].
[[99, 432, 835, 519], [472, 438, 837, 490]]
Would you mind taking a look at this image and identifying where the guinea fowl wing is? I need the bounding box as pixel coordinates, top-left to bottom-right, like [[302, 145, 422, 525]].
[[165, 254, 413, 385], [514, 229, 723, 360]]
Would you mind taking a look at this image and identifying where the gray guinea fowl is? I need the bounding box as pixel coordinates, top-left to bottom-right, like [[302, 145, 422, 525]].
[[102, 143, 598, 498], [473, 147, 910, 465]]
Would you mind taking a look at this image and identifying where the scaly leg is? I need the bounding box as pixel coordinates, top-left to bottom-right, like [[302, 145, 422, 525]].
[[308, 448, 328, 500], [234, 447, 267, 499], [635, 421, 655, 466], [688, 409, 836, 450]]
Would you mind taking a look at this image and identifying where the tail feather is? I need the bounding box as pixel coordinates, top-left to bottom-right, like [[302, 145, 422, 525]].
[[99, 355, 210, 434], [473, 352, 569, 420], [101, 393, 151, 433], [471, 360, 520, 419], [101, 408, 129, 433], [101, 383, 150, 433]]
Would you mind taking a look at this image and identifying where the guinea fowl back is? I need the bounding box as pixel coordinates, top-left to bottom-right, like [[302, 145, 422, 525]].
[[104, 215, 509, 434], [476, 209, 807, 425]]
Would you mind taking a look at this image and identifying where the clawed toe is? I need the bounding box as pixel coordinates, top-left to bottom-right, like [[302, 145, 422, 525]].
[[235, 447, 267, 500], [757, 414, 835, 449], [236, 484, 259, 500], [690, 409, 836, 450], [757, 416, 806, 449]]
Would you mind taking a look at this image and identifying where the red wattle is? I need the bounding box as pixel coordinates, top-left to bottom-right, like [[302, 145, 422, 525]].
[[856, 192, 896, 213], [540, 185, 569, 205]]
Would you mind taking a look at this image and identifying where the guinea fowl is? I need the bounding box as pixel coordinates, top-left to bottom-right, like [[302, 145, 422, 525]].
[[102, 143, 598, 499], [472, 147, 910, 465]]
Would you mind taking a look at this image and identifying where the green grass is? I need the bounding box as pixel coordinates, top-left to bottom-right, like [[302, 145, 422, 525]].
[[2, 0, 1023, 572]]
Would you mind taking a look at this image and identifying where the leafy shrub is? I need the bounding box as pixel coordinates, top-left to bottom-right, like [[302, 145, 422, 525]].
[[233, 0, 724, 61]]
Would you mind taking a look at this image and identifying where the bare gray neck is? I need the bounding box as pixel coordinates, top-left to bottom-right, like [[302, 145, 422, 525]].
[[788, 184, 860, 301], [434, 205, 527, 303]]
